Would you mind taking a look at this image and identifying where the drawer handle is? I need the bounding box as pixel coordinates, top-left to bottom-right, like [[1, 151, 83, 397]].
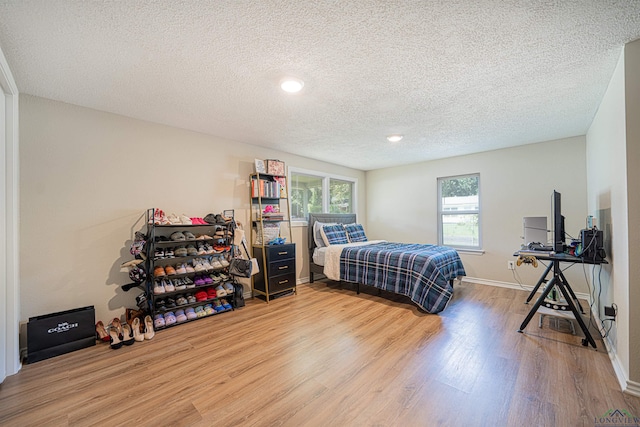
[[279, 279, 289, 285], [278, 251, 288, 255], [278, 266, 289, 270]]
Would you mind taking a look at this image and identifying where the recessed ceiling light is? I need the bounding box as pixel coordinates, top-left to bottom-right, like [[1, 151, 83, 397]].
[[387, 134, 403, 142], [280, 78, 304, 93]]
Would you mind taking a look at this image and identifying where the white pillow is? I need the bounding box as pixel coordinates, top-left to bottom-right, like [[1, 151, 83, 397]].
[[313, 221, 336, 248]]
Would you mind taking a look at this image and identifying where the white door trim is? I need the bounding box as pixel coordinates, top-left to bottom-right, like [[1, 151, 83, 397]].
[[0, 45, 21, 380]]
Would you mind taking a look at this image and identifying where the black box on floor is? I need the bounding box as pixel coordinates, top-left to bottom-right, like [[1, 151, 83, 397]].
[[26, 306, 96, 364], [580, 229, 604, 262]]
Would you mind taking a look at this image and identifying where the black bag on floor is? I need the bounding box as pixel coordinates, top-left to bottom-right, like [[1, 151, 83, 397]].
[[232, 282, 245, 308]]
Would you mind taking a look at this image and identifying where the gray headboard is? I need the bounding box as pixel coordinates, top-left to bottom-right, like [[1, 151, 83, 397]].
[[308, 213, 357, 251]]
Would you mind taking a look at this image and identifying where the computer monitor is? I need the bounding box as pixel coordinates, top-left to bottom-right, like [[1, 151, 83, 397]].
[[552, 190, 566, 253]]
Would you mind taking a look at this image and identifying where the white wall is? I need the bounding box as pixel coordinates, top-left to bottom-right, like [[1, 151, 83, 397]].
[[585, 50, 629, 382], [624, 38, 640, 388], [586, 38, 640, 391], [366, 137, 588, 291], [19, 95, 366, 324]]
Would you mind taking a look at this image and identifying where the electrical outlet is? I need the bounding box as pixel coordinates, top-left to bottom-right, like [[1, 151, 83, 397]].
[[605, 305, 616, 318], [507, 260, 515, 270]]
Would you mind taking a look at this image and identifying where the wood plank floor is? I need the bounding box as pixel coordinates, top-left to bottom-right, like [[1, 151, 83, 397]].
[[1, 281, 639, 427]]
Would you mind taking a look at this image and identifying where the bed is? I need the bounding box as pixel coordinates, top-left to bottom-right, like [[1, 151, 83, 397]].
[[308, 213, 466, 313]]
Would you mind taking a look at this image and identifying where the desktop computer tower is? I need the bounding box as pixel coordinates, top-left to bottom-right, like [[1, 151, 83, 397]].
[[580, 229, 604, 262]]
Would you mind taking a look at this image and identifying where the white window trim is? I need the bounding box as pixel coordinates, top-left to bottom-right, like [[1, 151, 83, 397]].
[[437, 173, 482, 250], [288, 167, 358, 227]]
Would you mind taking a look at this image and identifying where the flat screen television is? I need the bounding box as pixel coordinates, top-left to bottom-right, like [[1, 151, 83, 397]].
[[552, 190, 566, 253]]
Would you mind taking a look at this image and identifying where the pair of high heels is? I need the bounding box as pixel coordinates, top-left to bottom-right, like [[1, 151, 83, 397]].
[[109, 318, 134, 349]]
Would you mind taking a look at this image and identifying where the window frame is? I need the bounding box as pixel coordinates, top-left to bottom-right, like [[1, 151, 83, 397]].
[[288, 167, 358, 226], [437, 173, 482, 250]]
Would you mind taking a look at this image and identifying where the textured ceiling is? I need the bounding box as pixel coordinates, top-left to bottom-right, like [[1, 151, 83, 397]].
[[1, 1, 639, 170]]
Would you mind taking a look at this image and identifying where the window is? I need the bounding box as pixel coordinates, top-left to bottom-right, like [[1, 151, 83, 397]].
[[289, 168, 357, 222], [438, 174, 481, 249]]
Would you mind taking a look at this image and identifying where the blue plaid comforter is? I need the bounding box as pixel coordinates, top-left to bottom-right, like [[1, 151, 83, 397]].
[[340, 242, 466, 313]]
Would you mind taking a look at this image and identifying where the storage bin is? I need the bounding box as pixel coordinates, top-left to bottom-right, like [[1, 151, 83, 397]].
[[254, 222, 280, 245]]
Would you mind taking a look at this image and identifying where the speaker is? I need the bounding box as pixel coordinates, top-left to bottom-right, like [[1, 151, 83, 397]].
[[580, 229, 604, 262]]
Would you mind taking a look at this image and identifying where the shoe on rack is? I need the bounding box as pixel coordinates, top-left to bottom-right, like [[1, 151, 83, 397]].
[[193, 259, 205, 272], [185, 307, 197, 320], [153, 314, 165, 330], [184, 277, 195, 288], [180, 215, 192, 225], [175, 263, 187, 275], [174, 246, 187, 257], [213, 300, 225, 312], [195, 306, 206, 317], [166, 213, 182, 225], [219, 256, 230, 267], [197, 242, 207, 255], [165, 265, 177, 276], [223, 282, 235, 295], [215, 285, 227, 297], [201, 258, 213, 271], [184, 231, 196, 240], [170, 231, 186, 241], [163, 278, 175, 292], [153, 280, 165, 295], [220, 298, 232, 310], [164, 312, 177, 326], [210, 257, 223, 269], [175, 309, 187, 323], [154, 266, 166, 277], [164, 247, 175, 258], [155, 298, 167, 310], [186, 244, 198, 256], [174, 277, 187, 290], [153, 208, 169, 225], [204, 304, 215, 315], [186, 294, 196, 304]]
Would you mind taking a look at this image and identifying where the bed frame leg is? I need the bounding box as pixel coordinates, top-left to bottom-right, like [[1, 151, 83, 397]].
[[357, 283, 360, 294], [310, 272, 314, 283]]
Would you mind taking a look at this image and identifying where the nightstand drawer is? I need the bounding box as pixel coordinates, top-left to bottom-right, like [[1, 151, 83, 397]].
[[266, 244, 295, 262], [269, 272, 296, 293], [268, 259, 294, 277]]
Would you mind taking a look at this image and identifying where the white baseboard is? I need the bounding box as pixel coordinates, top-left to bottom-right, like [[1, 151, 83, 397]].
[[298, 276, 310, 285], [460, 276, 591, 301]]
